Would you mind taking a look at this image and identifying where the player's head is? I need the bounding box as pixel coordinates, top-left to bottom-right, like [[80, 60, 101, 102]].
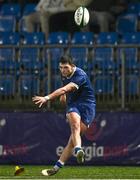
[[59, 55, 75, 77]]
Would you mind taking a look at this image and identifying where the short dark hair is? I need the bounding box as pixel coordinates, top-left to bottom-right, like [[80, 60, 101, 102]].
[[59, 55, 74, 65]]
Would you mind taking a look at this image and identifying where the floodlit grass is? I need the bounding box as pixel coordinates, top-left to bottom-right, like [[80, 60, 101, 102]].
[[0, 165, 140, 179]]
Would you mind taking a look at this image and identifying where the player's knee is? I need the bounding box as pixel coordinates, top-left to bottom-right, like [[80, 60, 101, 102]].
[[71, 123, 80, 134]]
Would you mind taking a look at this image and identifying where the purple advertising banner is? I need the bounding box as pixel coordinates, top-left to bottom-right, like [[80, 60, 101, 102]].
[[0, 111, 139, 165]]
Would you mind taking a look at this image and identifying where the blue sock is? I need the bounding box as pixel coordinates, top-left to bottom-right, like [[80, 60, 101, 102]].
[[54, 160, 64, 171], [74, 146, 82, 155]]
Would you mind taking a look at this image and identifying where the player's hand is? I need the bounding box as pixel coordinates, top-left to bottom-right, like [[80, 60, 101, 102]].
[[32, 96, 47, 108]]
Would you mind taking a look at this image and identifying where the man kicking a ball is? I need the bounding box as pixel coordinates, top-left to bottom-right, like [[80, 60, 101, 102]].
[[32, 55, 96, 176]]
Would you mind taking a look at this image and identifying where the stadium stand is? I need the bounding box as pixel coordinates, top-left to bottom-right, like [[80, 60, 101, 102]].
[[0, 2, 139, 109]]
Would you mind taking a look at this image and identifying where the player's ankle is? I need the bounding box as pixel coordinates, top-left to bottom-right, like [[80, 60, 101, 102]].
[[74, 146, 82, 155], [53, 160, 64, 171]]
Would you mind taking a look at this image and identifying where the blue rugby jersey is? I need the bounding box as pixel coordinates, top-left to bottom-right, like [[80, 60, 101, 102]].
[[62, 67, 96, 106]]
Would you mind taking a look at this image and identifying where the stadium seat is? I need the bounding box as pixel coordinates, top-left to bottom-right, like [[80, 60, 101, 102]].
[[0, 3, 21, 20], [20, 3, 38, 32], [127, 3, 140, 17], [71, 32, 94, 44], [93, 32, 118, 75], [96, 32, 118, 44], [19, 32, 45, 63], [0, 15, 16, 32], [0, 75, 15, 96], [51, 75, 62, 91], [121, 32, 140, 44], [117, 32, 140, 71], [94, 76, 114, 94], [19, 32, 45, 76], [0, 60, 19, 76], [70, 32, 94, 68], [19, 61, 44, 76], [22, 3, 36, 16], [46, 32, 69, 69], [116, 14, 138, 35], [47, 32, 69, 44], [19, 75, 39, 96], [0, 32, 19, 61], [0, 32, 19, 77], [45, 32, 69, 91], [0, 32, 19, 44], [20, 32, 45, 45], [118, 75, 139, 95]]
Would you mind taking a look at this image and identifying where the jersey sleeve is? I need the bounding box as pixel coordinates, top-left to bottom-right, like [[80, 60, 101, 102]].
[[71, 74, 86, 89]]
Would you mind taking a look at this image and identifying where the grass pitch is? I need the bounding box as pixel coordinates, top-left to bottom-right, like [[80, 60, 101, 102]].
[[0, 165, 140, 179]]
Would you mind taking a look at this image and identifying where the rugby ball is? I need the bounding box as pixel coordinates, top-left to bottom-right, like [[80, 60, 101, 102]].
[[74, 6, 90, 27]]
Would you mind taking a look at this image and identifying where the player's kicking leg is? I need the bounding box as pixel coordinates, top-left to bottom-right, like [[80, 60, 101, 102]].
[[41, 112, 87, 176], [42, 135, 74, 176]]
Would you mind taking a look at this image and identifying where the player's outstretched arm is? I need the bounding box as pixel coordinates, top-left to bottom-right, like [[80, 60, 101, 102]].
[[32, 82, 77, 108]]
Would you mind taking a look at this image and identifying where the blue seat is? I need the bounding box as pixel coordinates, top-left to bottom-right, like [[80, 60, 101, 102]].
[[46, 32, 69, 69], [22, 3, 36, 16], [0, 60, 19, 76], [71, 32, 94, 44], [116, 14, 138, 35], [96, 32, 118, 44], [127, 3, 140, 17], [19, 18, 40, 32], [20, 32, 45, 45], [94, 76, 114, 94], [19, 75, 39, 96], [0, 15, 16, 32], [0, 32, 19, 61], [19, 32, 45, 63], [44, 75, 62, 93], [121, 32, 140, 44], [0, 32, 19, 44], [47, 32, 69, 44], [0, 75, 15, 96], [70, 32, 94, 68], [118, 75, 139, 95], [0, 3, 21, 20], [52, 75, 62, 91], [20, 4, 38, 32], [117, 32, 140, 70], [93, 32, 118, 75], [19, 61, 44, 76], [45, 32, 69, 90]]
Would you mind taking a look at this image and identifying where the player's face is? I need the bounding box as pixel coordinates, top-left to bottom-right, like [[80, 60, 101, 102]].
[[59, 63, 74, 77]]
